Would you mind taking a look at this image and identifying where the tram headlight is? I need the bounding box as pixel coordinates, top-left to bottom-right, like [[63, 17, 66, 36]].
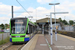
[[10, 35, 11, 37], [25, 35, 28, 37]]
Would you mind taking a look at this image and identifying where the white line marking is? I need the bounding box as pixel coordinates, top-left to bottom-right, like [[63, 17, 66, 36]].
[[40, 44, 47, 46], [45, 36, 52, 50]]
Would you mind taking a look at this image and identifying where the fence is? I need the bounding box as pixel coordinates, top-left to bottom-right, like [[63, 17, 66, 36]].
[[0, 33, 10, 41], [58, 25, 75, 32]]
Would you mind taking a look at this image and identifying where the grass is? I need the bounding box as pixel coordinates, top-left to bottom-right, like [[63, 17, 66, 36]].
[[0, 37, 9, 45], [0, 32, 4, 34]]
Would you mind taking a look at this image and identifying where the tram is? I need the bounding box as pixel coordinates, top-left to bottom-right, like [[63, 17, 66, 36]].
[[10, 18, 37, 43]]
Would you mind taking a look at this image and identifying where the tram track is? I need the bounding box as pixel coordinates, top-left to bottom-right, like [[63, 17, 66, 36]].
[[3, 43, 25, 50]]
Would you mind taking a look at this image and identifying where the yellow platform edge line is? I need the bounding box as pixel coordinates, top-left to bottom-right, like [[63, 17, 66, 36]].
[[57, 34, 75, 41]]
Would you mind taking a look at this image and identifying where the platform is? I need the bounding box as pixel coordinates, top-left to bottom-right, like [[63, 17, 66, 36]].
[[21, 31, 75, 50], [21, 31, 50, 50], [45, 33, 75, 50]]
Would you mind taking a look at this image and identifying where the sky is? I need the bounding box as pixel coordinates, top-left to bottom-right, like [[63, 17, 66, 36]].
[[0, 0, 75, 24]]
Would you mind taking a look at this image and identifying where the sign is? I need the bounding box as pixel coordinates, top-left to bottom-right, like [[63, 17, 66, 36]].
[[14, 20, 23, 24], [15, 22, 23, 24]]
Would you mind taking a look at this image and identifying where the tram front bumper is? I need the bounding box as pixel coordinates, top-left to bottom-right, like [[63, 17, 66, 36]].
[[10, 37, 30, 42]]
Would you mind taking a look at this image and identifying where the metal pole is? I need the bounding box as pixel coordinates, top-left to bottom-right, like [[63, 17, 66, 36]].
[[54, 5, 57, 41], [12, 6, 13, 18], [42, 24, 44, 34], [69, 21, 70, 31], [42, 24, 43, 34], [2, 34, 3, 44], [48, 16, 50, 35], [50, 13, 53, 45], [43, 24, 44, 35]]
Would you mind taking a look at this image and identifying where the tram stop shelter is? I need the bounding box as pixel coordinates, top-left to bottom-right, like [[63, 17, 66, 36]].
[[36, 17, 60, 34]]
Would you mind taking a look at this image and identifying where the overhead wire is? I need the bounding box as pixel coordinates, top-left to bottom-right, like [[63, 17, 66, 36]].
[[16, 0, 31, 16]]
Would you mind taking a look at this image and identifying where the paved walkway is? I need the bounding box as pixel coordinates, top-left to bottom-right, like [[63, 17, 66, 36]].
[[21, 33, 50, 50], [22, 31, 75, 50], [34, 35, 50, 50], [45, 33, 75, 50]]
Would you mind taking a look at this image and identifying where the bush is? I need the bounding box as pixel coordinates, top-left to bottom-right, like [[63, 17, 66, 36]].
[[63, 32, 67, 35], [0, 37, 9, 45], [58, 31, 62, 34], [0, 32, 4, 34]]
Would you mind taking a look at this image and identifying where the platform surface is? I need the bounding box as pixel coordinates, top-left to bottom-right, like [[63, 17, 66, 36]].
[[34, 35, 50, 50], [21, 31, 50, 50], [45, 33, 75, 50], [21, 31, 75, 50]]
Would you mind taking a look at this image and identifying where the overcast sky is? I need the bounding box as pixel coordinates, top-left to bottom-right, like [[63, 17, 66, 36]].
[[0, 0, 75, 24]]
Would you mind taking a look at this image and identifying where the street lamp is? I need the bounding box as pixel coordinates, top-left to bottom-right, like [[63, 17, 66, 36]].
[[50, 12, 68, 45], [49, 3, 60, 5], [49, 3, 60, 41]]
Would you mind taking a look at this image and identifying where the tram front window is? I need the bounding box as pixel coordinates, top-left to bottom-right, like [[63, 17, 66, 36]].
[[11, 19, 26, 34]]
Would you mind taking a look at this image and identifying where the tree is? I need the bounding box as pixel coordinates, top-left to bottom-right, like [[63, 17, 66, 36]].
[[62, 20, 68, 25], [59, 18, 69, 25], [59, 18, 62, 22], [69, 20, 74, 25], [0, 24, 4, 29], [5, 24, 9, 29]]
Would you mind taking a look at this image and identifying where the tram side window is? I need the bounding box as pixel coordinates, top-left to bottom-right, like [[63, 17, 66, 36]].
[[29, 25, 32, 33], [33, 26, 34, 32], [27, 25, 33, 34], [27, 25, 29, 34], [34, 26, 35, 32], [32, 26, 34, 32], [31, 25, 33, 33], [33, 26, 35, 32]]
